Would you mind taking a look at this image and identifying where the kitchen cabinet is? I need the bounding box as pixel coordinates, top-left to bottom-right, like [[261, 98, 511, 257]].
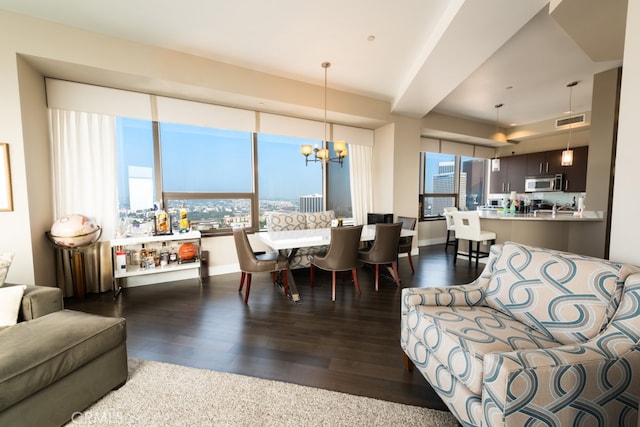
[[526, 150, 563, 176], [490, 154, 526, 194], [561, 145, 588, 192]]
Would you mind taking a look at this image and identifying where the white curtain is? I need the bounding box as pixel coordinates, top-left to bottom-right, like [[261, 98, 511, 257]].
[[49, 109, 118, 295], [348, 144, 374, 226]]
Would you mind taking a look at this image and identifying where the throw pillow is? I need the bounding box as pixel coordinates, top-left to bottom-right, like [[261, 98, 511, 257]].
[[0, 285, 26, 326], [0, 252, 14, 287]]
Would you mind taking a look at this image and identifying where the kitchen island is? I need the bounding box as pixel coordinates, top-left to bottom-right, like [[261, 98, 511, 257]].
[[474, 209, 604, 256]]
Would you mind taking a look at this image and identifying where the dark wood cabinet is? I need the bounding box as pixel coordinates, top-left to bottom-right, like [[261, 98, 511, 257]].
[[561, 146, 588, 192], [491, 147, 588, 194], [526, 150, 563, 176], [490, 154, 526, 193]]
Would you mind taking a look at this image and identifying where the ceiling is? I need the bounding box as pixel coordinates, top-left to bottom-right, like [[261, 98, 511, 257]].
[[0, 0, 628, 137]]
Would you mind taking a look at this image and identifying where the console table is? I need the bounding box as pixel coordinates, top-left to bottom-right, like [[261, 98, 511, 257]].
[[110, 230, 202, 298]]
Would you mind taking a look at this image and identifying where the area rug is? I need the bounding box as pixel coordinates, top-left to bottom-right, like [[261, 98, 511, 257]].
[[70, 358, 458, 426]]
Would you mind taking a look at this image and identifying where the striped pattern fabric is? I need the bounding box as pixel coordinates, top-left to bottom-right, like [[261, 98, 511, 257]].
[[401, 242, 640, 426], [266, 211, 334, 269]]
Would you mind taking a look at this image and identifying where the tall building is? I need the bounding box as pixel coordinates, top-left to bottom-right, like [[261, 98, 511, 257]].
[[299, 194, 323, 213]]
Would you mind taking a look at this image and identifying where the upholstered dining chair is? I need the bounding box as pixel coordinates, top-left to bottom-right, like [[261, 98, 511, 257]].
[[396, 216, 417, 274], [451, 210, 496, 269], [233, 227, 289, 304], [309, 225, 364, 302], [358, 222, 403, 291], [443, 206, 458, 252]]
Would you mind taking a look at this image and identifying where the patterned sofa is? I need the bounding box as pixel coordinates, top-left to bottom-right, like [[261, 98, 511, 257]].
[[266, 211, 335, 269], [401, 241, 640, 426]]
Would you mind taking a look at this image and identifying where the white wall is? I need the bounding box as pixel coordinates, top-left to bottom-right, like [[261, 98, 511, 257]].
[[609, 0, 640, 265]]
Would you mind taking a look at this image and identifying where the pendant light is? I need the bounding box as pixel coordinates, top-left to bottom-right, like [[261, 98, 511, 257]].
[[300, 62, 347, 167], [561, 81, 578, 166], [491, 103, 503, 172]]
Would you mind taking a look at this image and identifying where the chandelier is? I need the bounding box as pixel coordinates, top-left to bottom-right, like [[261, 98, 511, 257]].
[[561, 81, 578, 166], [301, 62, 347, 167]]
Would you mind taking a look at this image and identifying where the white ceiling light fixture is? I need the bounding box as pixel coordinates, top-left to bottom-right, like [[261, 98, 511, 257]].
[[491, 103, 503, 172], [561, 81, 578, 167], [301, 62, 347, 167]]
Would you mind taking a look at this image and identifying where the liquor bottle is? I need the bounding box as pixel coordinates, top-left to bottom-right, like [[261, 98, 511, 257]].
[[179, 204, 189, 233], [156, 208, 169, 234]]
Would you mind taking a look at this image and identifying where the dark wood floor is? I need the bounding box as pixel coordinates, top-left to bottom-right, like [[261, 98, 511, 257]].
[[66, 244, 479, 411]]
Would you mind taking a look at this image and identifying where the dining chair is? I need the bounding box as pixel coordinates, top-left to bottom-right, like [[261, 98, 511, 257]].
[[443, 207, 458, 252], [451, 210, 496, 269], [358, 222, 403, 291], [309, 225, 364, 302], [396, 216, 417, 274], [233, 227, 289, 304]]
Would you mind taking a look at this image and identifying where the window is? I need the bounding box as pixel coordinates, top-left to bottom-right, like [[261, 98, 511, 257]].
[[116, 119, 351, 235], [327, 141, 352, 218], [257, 133, 322, 228], [160, 123, 254, 231], [419, 152, 488, 220], [116, 118, 156, 232]]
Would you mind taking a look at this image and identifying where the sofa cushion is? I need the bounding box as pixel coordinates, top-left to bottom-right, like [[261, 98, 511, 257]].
[[485, 242, 622, 345], [304, 211, 335, 229], [409, 305, 559, 395], [267, 212, 307, 231], [0, 285, 26, 326], [0, 252, 14, 286], [0, 309, 126, 411]]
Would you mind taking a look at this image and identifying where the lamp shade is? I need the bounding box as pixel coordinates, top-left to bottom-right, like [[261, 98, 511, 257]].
[[333, 140, 346, 154], [301, 144, 313, 156], [561, 149, 573, 166]]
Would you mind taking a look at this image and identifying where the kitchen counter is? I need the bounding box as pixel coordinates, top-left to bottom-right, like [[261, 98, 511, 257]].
[[476, 209, 603, 222], [467, 209, 606, 256]]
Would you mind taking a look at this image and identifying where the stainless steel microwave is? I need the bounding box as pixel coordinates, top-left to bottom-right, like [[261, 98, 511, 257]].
[[525, 174, 563, 192]]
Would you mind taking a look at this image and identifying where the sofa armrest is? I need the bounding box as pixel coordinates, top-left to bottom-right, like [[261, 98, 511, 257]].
[[482, 276, 640, 425], [402, 282, 486, 308], [20, 286, 64, 321]]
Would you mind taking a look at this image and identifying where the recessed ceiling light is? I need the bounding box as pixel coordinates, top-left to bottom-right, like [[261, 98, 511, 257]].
[[367, 35, 376, 42]]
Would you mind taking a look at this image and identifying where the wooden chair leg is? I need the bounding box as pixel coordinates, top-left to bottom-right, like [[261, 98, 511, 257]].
[[453, 239, 459, 264], [475, 241, 481, 269], [331, 270, 337, 301], [244, 273, 252, 304], [468, 240, 472, 265], [352, 268, 361, 295], [403, 352, 414, 372], [445, 230, 451, 252], [239, 272, 246, 292], [407, 252, 415, 274], [281, 269, 289, 299], [271, 271, 277, 284], [310, 264, 316, 287], [390, 261, 400, 286], [375, 264, 380, 291]]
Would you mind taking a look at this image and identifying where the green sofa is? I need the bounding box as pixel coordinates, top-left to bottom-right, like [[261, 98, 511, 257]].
[[0, 285, 128, 426]]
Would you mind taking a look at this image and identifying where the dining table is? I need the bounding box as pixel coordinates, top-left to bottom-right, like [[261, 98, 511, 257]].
[[255, 224, 417, 302]]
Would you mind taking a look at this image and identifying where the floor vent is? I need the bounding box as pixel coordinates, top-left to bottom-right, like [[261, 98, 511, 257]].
[[556, 114, 585, 128]]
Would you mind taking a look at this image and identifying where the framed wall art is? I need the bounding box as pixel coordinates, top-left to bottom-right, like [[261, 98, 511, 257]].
[[0, 143, 13, 211]]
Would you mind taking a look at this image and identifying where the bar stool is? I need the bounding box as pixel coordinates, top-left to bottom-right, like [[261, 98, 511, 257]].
[[451, 211, 496, 269], [443, 207, 457, 252]]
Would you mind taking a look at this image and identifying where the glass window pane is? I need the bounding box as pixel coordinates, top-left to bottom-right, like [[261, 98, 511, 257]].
[[461, 156, 487, 211], [116, 118, 155, 220], [160, 123, 253, 192], [424, 153, 455, 193], [423, 196, 456, 218], [165, 198, 252, 232], [257, 133, 322, 228], [327, 141, 351, 218]]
